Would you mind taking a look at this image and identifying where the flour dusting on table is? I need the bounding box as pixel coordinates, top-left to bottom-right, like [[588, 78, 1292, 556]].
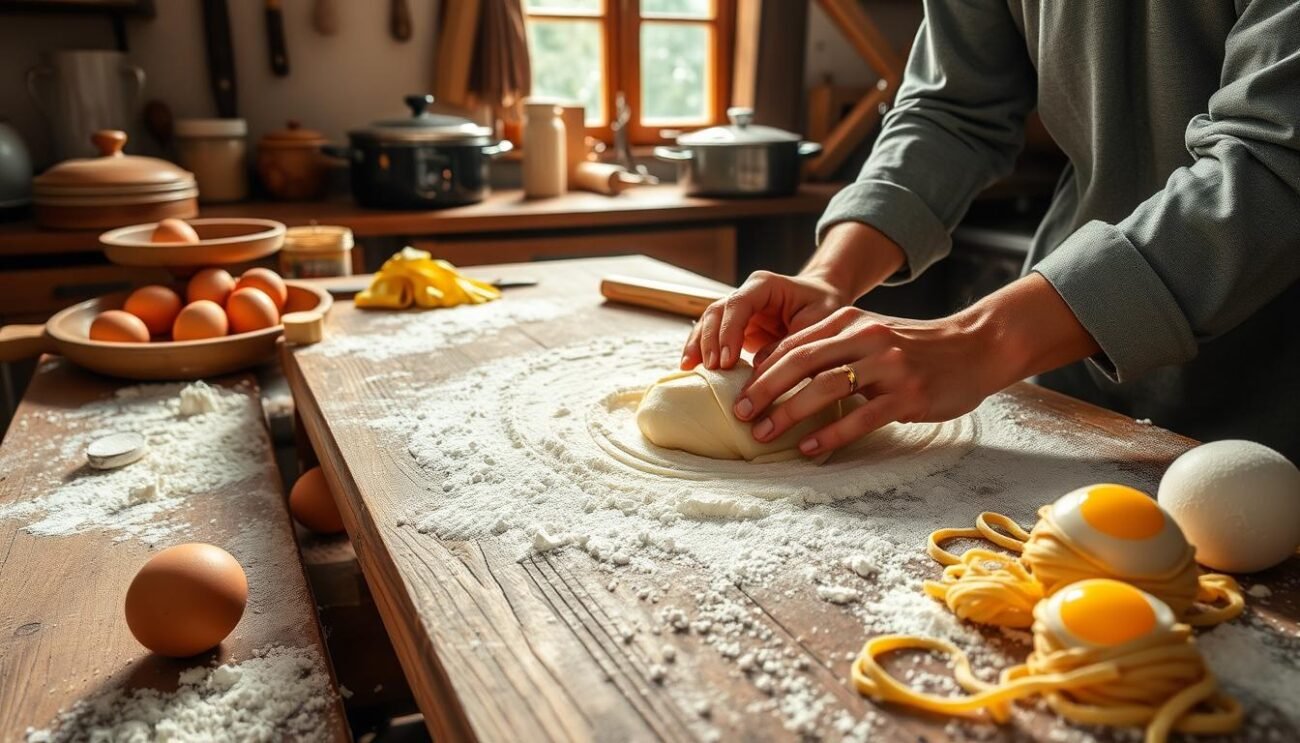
[[25, 645, 336, 742], [342, 332, 1300, 740], [0, 380, 267, 544]]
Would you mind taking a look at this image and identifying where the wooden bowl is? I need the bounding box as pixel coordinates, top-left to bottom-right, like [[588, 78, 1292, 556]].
[[99, 218, 286, 267], [0, 282, 331, 381]]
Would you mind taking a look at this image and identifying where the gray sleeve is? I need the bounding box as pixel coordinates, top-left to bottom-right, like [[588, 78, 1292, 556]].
[[1034, 0, 1300, 382], [816, 0, 1037, 284]]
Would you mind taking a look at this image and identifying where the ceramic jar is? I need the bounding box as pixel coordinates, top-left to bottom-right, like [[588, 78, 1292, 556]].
[[257, 120, 330, 201]]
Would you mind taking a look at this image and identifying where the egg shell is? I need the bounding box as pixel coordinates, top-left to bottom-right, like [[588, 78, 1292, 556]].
[[151, 217, 200, 244], [89, 310, 150, 343], [1158, 440, 1300, 573], [235, 268, 288, 311], [172, 300, 229, 341], [225, 287, 281, 334], [187, 268, 236, 306], [289, 466, 345, 534], [123, 285, 183, 336], [124, 543, 248, 657]]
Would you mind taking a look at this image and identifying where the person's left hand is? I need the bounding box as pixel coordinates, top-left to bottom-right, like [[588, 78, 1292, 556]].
[[732, 306, 1001, 457]]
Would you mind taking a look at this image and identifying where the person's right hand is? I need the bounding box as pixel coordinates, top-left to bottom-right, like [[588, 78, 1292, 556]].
[[680, 271, 846, 371]]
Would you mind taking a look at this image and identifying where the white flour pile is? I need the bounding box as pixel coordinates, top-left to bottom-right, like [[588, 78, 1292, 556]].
[[25, 645, 336, 742], [305, 297, 571, 361], [0, 380, 266, 544], [343, 331, 1300, 740]]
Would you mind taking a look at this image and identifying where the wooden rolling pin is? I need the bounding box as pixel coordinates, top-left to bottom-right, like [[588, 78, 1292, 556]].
[[599, 275, 726, 318], [571, 162, 656, 195]]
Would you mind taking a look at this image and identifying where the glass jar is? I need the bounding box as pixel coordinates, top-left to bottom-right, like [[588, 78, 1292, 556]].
[[175, 118, 248, 203], [279, 224, 354, 278]]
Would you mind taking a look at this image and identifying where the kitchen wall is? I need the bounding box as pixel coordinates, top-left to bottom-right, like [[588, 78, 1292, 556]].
[[1, 1, 440, 168]]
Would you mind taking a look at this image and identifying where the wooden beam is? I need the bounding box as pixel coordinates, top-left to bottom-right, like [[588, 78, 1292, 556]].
[[731, 0, 762, 109], [434, 0, 482, 106], [815, 0, 904, 86], [807, 83, 892, 180]]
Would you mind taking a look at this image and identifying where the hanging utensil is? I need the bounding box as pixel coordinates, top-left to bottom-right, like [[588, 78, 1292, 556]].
[[390, 0, 412, 41], [265, 0, 290, 76], [200, 0, 238, 117], [312, 0, 339, 35]]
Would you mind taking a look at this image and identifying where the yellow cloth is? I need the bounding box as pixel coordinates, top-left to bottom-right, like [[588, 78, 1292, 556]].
[[355, 248, 501, 309]]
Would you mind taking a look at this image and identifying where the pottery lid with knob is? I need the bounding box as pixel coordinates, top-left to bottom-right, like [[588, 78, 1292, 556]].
[[34, 130, 197, 197], [259, 120, 328, 149]]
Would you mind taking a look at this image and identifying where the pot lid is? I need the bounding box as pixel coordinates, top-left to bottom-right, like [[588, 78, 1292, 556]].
[[260, 119, 328, 146], [677, 107, 801, 146], [175, 118, 247, 138], [34, 131, 196, 191], [354, 94, 493, 143]]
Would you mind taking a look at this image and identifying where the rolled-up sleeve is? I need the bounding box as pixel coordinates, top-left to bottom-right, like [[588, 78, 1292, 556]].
[[1034, 0, 1300, 381], [817, 0, 1037, 284]]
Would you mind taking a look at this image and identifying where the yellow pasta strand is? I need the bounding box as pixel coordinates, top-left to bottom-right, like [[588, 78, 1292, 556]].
[[852, 612, 1242, 743], [925, 509, 1244, 628]]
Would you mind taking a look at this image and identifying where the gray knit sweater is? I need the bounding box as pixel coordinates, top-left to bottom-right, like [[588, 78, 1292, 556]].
[[818, 0, 1300, 460]]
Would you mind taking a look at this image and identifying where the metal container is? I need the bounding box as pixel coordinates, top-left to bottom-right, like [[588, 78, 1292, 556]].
[[26, 50, 146, 162], [654, 107, 821, 197], [341, 94, 511, 209]]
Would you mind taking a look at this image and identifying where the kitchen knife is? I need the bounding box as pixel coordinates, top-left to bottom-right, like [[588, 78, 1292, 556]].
[[324, 277, 539, 299], [266, 0, 290, 76], [391, 0, 413, 42], [200, 0, 238, 117]]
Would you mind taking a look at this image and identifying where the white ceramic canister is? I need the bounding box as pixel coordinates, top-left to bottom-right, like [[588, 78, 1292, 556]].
[[522, 100, 567, 198], [175, 118, 249, 203]]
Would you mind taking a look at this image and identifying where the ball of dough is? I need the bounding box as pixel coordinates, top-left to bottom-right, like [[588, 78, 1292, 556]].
[[1157, 440, 1300, 573], [636, 361, 841, 463]]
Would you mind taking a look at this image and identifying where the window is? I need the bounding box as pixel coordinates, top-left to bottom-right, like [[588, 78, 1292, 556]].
[[524, 0, 734, 144]]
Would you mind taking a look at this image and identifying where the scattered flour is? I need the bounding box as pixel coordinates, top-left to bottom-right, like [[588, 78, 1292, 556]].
[[25, 645, 336, 742], [1198, 621, 1300, 726], [305, 297, 572, 361], [0, 380, 266, 544]]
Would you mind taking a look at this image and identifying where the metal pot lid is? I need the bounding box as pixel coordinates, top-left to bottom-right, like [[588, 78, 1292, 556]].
[[354, 94, 493, 143], [677, 107, 801, 146], [33, 130, 196, 191]]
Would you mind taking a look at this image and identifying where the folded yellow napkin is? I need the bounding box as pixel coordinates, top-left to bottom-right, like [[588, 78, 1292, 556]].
[[355, 247, 501, 309]]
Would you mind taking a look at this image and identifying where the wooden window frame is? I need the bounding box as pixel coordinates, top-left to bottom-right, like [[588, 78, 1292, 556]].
[[524, 0, 736, 146]]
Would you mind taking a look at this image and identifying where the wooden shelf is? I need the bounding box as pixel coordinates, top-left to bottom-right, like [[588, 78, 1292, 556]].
[[0, 184, 840, 258]]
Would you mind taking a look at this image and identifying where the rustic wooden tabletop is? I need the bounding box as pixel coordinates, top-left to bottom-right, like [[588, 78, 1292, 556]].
[[283, 256, 1299, 742], [0, 364, 348, 740]]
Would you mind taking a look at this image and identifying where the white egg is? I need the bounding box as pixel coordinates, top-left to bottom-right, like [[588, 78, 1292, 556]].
[[1158, 440, 1300, 573], [1041, 579, 1175, 649], [1049, 484, 1190, 577]]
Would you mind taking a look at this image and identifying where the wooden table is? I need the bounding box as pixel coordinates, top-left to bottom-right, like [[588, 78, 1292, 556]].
[[0, 363, 348, 740], [284, 256, 1300, 741]]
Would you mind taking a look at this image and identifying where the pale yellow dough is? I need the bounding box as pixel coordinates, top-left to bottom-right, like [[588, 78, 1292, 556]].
[[635, 361, 841, 463]]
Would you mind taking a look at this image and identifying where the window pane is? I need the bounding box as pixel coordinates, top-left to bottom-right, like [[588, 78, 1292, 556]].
[[525, 0, 601, 13], [527, 19, 606, 126], [641, 0, 711, 19], [640, 22, 709, 123]]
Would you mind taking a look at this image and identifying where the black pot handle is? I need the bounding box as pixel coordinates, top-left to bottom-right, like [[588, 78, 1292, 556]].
[[405, 94, 435, 118], [321, 143, 351, 160]]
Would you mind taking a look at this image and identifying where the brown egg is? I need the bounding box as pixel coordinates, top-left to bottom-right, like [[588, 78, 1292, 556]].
[[234, 267, 288, 311], [89, 310, 150, 343], [289, 467, 345, 534], [124, 542, 248, 657], [226, 288, 280, 334], [187, 267, 236, 306], [123, 285, 183, 336], [172, 300, 229, 341], [151, 217, 200, 244]]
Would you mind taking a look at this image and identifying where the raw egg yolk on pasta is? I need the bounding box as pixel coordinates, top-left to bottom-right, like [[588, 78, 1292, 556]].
[[1049, 484, 1189, 577], [1044, 579, 1174, 648]]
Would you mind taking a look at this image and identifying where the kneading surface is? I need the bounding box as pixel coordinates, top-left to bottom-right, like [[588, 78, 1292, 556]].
[[635, 362, 840, 463]]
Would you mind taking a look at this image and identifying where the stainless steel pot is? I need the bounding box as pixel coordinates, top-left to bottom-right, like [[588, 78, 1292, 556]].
[[654, 108, 821, 197]]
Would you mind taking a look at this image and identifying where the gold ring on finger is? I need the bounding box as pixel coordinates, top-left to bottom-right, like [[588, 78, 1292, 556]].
[[838, 364, 858, 395]]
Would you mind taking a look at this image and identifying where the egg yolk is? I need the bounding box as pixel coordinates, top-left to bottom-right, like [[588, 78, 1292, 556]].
[[1058, 579, 1157, 646], [1078, 484, 1165, 540]]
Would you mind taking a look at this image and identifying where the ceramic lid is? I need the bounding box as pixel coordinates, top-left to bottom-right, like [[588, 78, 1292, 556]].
[[34, 131, 196, 194], [352, 94, 492, 144], [260, 120, 328, 147], [677, 107, 801, 147], [175, 118, 248, 138]]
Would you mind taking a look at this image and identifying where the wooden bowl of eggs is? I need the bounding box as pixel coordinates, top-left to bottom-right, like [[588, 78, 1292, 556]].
[[0, 266, 331, 381], [99, 217, 286, 268]]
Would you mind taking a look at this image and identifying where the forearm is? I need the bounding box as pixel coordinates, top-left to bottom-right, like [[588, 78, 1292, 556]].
[[801, 222, 907, 305], [960, 273, 1101, 393]]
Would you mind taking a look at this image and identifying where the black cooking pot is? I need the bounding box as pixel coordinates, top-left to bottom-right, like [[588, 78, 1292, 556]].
[[341, 94, 512, 209]]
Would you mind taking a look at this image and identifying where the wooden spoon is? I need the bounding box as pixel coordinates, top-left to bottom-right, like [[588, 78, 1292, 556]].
[[390, 0, 412, 41], [312, 0, 339, 35]]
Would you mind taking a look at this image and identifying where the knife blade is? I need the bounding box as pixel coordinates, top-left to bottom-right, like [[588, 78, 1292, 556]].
[[266, 0, 290, 76], [200, 0, 238, 117]]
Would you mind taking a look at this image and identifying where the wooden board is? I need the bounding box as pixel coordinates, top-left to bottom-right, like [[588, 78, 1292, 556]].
[[0, 362, 348, 740], [0, 185, 840, 258], [283, 256, 1300, 742]]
